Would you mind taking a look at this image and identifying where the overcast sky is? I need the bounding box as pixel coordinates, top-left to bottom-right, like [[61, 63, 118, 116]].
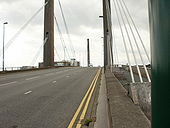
[[0, 0, 150, 68]]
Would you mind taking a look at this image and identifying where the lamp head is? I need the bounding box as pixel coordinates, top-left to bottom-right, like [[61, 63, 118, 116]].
[[3, 22, 8, 24]]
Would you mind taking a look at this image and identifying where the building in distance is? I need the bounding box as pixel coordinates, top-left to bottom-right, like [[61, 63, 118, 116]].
[[39, 58, 80, 68]]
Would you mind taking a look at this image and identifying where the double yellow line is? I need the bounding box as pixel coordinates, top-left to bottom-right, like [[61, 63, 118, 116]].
[[68, 68, 101, 128]]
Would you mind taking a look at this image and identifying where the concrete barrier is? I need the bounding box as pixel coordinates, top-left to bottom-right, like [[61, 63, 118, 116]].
[[129, 82, 151, 120]]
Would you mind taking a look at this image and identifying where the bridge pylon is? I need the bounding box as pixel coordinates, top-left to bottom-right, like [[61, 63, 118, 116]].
[[102, 0, 113, 71], [43, 0, 54, 67]]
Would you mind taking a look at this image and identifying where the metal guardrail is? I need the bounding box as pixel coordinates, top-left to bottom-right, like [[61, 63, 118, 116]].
[[0, 67, 21, 71], [0, 66, 38, 72]]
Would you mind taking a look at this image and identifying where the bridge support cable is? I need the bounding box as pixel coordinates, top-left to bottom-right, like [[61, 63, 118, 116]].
[[107, 35, 113, 71], [54, 47, 61, 61], [111, 16, 120, 67], [120, 0, 150, 63], [54, 16, 71, 60], [114, 40, 119, 66], [115, 0, 143, 83], [30, 37, 48, 66], [57, 0, 76, 58], [112, 32, 117, 66], [112, 28, 119, 66], [113, 0, 135, 83], [117, 0, 151, 82], [0, 2, 48, 57]]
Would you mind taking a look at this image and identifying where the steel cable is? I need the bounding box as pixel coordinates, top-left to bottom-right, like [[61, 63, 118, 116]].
[[57, 0, 75, 58], [117, 0, 151, 82], [0, 2, 48, 57], [120, 0, 150, 63], [112, 0, 135, 83], [115, 0, 143, 82], [54, 16, 70, 60]]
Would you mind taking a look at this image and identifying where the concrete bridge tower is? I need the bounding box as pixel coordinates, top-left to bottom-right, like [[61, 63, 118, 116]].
[[43, 0, 54, 67]]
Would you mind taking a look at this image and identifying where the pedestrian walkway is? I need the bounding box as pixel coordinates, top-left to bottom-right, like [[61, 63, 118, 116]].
[[105, 69, 150, 128]]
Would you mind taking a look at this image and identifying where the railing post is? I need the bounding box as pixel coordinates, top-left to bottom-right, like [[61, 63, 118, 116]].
[[149, 0, 170, 127]]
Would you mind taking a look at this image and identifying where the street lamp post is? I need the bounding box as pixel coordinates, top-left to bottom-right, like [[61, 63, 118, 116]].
[[2, 22, 8, 72]]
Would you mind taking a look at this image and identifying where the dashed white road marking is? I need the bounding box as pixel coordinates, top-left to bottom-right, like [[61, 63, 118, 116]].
[[0, 78, 7, 80], [45, 73, 54, 76], [52, 81, 56, 83], [0, 81, 17, 87], [26, 76, 40, 81], [24, 91, 32, 95], [56, 71, 62, 74], [66, 75, 70, 78]]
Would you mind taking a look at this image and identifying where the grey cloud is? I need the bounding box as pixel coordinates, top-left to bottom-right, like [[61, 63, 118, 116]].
[[0, 0, 150, 67], [0, 0, 22, 4], [54, 0, 102, 35]]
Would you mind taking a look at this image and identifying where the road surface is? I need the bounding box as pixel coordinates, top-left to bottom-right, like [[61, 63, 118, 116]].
[[0, 67, 98, 128]]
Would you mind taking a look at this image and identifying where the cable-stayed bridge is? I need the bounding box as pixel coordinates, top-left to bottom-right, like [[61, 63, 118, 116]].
[[0, 0, 169, 128]]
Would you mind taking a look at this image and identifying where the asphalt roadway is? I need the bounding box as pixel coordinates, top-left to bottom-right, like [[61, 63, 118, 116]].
[[0, 67, 98, 128]]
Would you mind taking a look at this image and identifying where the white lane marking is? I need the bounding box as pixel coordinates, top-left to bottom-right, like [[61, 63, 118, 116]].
[[52, 81, 56, 83], [55, 69, 74, 74], [26, 76, 40, 81], [0, 78, 7, 80], [56, 71, 62, 73], [24, 91, 32, 95], [0, 81, 17, 87], [45, 73, 54, 76], [66, 75, 70, 78]]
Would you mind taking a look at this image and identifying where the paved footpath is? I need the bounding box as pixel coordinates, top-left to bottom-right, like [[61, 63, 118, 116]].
[[105, 69, 151, 128]]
